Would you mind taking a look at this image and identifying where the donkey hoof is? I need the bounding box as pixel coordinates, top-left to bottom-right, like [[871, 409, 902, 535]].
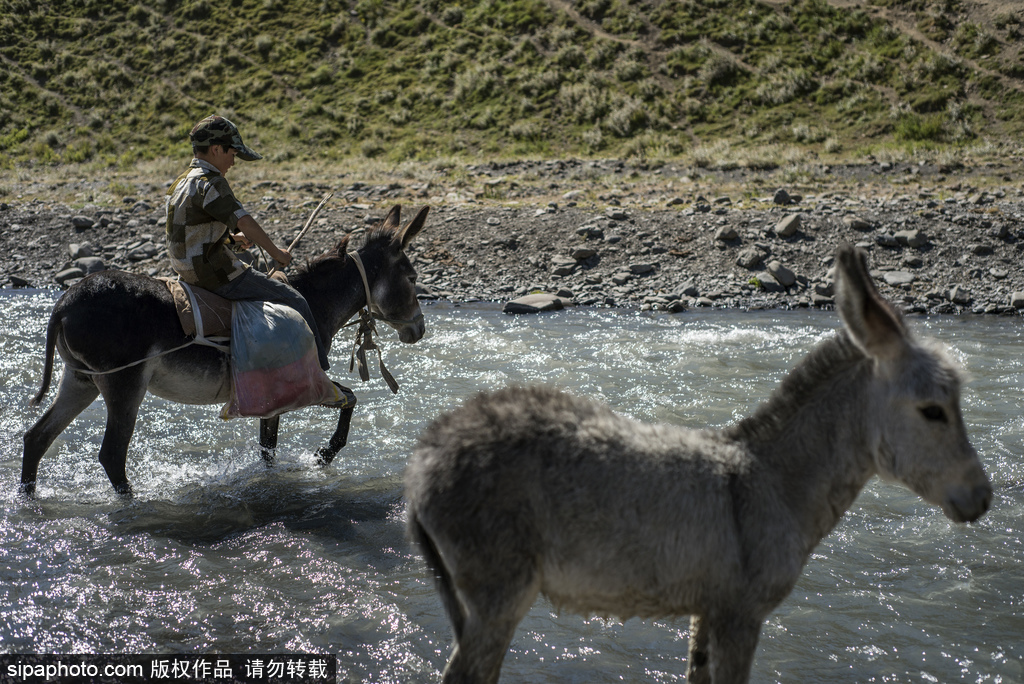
[[17, 481, 37, 499], [113, 482, 134, 499], [315, 447, 337, 467]]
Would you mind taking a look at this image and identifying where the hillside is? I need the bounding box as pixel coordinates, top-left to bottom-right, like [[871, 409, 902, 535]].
[[1, 0, 1023, 175]]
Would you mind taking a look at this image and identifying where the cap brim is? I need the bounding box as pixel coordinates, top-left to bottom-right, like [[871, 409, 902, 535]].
[[233, 144, 262, 161]]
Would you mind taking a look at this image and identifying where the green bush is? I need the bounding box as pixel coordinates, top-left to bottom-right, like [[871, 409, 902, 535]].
[[894, 113, 945, 141]]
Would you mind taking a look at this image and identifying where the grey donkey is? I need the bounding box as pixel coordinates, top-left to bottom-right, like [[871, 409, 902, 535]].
[[404, 244, 992, 684]]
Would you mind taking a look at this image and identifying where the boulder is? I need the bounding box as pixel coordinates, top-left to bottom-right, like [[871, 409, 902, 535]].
[[949, 285, 971, 305], [550, 255, 577, 276], [127, 242, 162, 261], [68, 243, 95, 259], [895, 229, 927, 248], [767, 260, 796, 287], [736, 245, 769, 269], [571, 247, 597, 261], [715, 226, 738, 241], [842, 215, 874, 231], [502, 293, 573, 314], [71, 216, 95, 230], [1009, 292, 1024, 309], [882, 271, 915, 287], [629, 263, 656, 275], [73, 256, 106, 274], [774, 214, 801, 238], [55, 267, 85, 284]]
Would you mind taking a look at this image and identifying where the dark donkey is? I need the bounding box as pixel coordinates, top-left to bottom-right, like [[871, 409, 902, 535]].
[[22, 204, 429, 497]]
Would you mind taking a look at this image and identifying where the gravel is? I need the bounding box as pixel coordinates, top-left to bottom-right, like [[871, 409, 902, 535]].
[[3, 159, 1024, 317]]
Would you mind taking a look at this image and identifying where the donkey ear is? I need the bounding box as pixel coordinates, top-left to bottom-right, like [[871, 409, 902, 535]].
[[381, 205, 402, 232], [835, 244, 908, 360], [396, 205, 429, 249]]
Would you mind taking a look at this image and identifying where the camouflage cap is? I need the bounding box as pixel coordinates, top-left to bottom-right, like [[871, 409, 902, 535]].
[[189, 115, 262, 161]]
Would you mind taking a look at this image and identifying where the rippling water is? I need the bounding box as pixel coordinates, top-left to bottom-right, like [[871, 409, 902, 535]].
[[1, 291, 1021, 682]]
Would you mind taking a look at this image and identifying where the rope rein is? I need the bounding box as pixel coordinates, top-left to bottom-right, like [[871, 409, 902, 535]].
[[346, 251, 400, 394]]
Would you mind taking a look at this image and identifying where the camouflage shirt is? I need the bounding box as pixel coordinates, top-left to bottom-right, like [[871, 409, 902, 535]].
[[165, 158, 250, 289]]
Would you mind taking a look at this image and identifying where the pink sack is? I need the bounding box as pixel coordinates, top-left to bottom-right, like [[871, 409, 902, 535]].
[[221, 300, 343, 419]]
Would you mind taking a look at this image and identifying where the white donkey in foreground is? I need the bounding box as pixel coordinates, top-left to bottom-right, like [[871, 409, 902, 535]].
[[405, 245, 993, 684]]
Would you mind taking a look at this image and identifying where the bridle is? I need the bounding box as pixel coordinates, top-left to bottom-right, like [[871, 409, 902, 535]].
[[345, 250, 423, 394], [347, 250, 425, 329]]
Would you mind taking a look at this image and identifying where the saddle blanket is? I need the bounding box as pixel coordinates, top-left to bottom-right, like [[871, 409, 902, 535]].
[[162, 278, 233, 338], [159, 277, 354, 419], [161, 272, 292, 339]]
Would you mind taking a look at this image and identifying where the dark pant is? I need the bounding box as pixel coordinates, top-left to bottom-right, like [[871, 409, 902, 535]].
[[213, 268, 331, 371]]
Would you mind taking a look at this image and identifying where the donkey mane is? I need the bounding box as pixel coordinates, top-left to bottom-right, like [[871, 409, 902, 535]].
[[292, 221, 405, 286], [292, 235, 352, 280], [726, 330, 866, 444]]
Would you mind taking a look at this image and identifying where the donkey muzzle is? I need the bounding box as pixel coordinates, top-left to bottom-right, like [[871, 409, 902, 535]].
[[943, 481, 993, 523]]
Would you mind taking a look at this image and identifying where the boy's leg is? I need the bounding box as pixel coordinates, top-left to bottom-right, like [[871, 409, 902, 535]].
[[214, 269, 332, 370]]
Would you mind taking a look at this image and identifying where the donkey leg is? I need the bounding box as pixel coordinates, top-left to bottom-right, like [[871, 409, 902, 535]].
[[441, 567, 541, 684], [93, 372, 149, 497], [21, 372, 100, 496], [707, 613, 762, 684], [259, 416, 280, 466], [316, 406, 354, 466], [686, 614, 712, 684]]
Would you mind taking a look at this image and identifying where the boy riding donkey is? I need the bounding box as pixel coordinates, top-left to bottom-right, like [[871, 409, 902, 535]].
[[166, 114, 350, 413]]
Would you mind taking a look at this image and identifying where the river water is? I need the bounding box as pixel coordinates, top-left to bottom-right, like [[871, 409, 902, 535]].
[[0, 291, 1021, 683]]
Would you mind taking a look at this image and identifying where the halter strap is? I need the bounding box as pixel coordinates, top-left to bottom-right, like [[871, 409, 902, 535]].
[[347, 251, 400, 394]]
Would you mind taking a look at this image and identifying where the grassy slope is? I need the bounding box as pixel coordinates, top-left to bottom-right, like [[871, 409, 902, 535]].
[[0, 0, 1022, 176]]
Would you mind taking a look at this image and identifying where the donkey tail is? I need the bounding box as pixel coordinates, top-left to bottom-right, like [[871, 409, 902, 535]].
[[409, 509, 465, 643], [29, 311, 60, 406]]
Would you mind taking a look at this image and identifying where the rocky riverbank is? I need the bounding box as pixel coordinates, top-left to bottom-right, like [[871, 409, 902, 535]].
[[2, 159, 1023, 316]]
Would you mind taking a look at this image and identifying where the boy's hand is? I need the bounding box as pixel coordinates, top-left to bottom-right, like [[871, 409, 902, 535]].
[[231, 233, 253, 249]]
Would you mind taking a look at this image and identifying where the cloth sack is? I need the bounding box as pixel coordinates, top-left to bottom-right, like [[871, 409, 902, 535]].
[[221, 300, 342, 419]]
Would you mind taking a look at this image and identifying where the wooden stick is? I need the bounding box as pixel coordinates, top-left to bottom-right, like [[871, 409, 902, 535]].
[[288, 192, 334, 252], [268, 192, 333, 276]]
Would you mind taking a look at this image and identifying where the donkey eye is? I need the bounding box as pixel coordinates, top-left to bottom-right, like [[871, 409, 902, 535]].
[[920, 405, 948, 423]]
